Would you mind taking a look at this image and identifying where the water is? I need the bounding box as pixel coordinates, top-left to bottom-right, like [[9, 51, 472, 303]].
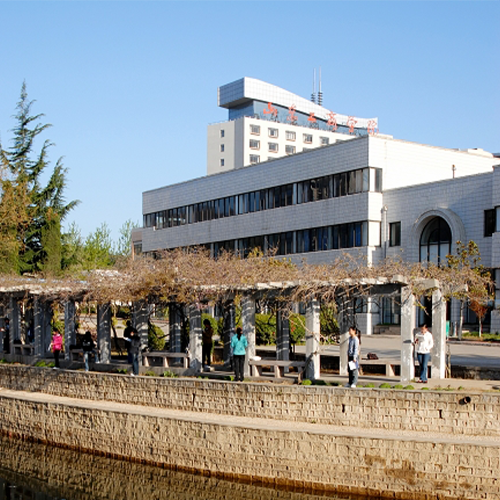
[[0, 435, 362, 500]]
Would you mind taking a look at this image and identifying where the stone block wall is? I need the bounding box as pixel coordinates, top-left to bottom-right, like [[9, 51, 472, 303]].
[[0, 365, 499, 437], [0, 393, 498, 500]]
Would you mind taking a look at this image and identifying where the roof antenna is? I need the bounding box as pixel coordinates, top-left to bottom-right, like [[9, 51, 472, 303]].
[[318, 66, 323, 106], [311, 69, 316, 104]]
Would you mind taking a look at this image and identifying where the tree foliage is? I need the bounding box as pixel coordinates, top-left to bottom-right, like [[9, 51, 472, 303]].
[[0, 82, 78, 275]]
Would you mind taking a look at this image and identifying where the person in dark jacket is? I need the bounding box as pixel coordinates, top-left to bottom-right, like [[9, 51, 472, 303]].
[[82, 331, 95, 372]]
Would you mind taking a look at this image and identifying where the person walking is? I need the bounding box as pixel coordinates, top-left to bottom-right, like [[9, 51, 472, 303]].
[[51, 328, 63, 369], [415, 325, 434, 383], [346, 326, 360, 388], [82, 331, 95, 372], [230, 327, 247, 382], [202, 318, 214, 368], [123, 320, 134, 364]]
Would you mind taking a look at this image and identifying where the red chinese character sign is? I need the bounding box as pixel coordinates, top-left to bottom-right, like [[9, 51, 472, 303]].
[[346, 116, 358, 134], [327, 111, 337, 131], [287, 104, 298, 125], [263, 102, 278, 120]]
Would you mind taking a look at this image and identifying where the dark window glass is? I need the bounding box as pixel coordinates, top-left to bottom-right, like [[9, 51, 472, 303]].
[[419, 217, 452, 265], [389, 222, 401, 247], [485, 209, 496, 237]]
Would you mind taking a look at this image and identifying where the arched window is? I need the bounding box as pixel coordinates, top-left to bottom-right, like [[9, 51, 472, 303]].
[[419, 217, 451, 265]]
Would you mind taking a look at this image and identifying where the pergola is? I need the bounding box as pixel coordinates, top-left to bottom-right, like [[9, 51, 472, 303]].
[[0, 276, 448, 382]]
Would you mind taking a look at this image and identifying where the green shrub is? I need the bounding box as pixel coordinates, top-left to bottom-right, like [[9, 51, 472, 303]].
[[421, 386, 430, 391], [379, 383, 391, 389], [255, 313, 276, 345], [403, 385, 415, 390], [393, 384, 404, 389], [148, 322, 166, 351], [301, 379, 312, 385], [162, 370, 178, 378], [313, 379, 327, 386], [144, 370, 156, 377], [319, 305, 339, 342], [364, 383, 375, 388], [289, 313, 305, 344]]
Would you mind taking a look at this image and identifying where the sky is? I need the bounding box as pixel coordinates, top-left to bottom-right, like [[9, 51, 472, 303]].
[[0, 1, 498, 243]]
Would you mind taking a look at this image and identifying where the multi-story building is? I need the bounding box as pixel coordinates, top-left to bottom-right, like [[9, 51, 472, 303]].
[[134, 77, 500, 333]]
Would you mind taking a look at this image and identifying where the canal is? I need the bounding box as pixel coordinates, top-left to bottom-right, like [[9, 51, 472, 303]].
[[0, 435, 363, 500]]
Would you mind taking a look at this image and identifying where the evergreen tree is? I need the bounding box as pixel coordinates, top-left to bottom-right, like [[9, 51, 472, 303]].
[[0, 82, 79, 274]]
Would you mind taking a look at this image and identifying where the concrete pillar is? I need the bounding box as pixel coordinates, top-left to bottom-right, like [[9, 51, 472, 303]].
[[241, 295, 256, 377], [305, 299, 320, 380], [97, 304, 112, 364], [356, 297, 374, 335], [133, 300, 149, 352], [64, 300, 77, 360], [33, 298, 52, 357], [188, 304, 202, 373], [431, 288, 447, 379], [338, 298, 353, 377], [276, 306, 290, 365], [400, 286, 416, 383], [169, 304, 182, 353], [9, 297, 21, 351], [223, 301, 235, 367]]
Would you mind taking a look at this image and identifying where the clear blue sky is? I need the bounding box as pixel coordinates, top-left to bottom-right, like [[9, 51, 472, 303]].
[[0, 1, 498, 242]]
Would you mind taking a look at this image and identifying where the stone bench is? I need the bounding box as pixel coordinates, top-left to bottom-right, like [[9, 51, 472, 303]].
[[13, 344, 34, 356], [70, 349, 99, 362], [359, 359, 433, 377], [248, 358, 306, 382], [142, 351, 189, 369]]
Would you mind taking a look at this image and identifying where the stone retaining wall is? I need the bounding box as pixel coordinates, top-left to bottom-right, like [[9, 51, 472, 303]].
[[0, 365, 499, 437], [0, 392, 498, 500]]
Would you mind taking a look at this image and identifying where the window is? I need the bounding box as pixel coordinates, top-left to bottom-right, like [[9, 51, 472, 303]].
[[220, 130, 225, 138], [249, 139, 260, 150], [268, 142, 278, 153], [303, 134, 313, 144], [485, 209, 496, 237], [286, 131, 296, 141], [419, 217, 451, 265], [285, 145, 296, 155], [220, 159, 225, 167], [249, 154, 260, 164], [220, 144, 224, 152], [250, 124, 260, 135], [320, 137, 329, 146], [389, 222, 401, 247], [268, 128, 278, 138]]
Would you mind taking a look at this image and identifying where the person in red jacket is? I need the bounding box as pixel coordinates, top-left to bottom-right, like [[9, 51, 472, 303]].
[[51, 328, 63, 369]]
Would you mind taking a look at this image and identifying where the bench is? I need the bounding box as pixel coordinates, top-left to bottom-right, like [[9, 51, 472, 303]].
[[359, 359, 399, 377], [142, 351, 189, 369], [248, 358, 306, 382], [70, 349, 99, 362], [359, 359, 433, 377], [13, 344, 34, 356]]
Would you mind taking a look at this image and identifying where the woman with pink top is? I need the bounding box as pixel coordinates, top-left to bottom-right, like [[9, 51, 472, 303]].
[[51, 328, 63, 369]]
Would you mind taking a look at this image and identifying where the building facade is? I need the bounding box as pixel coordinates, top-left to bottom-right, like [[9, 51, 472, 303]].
[[136, 78, 500, 332]]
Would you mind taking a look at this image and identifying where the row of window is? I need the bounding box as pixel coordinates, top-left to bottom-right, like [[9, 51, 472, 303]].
[[249, 138, 329, 153], [249, 124, 329, 145], [208, 221, 372, 257], [143, 168, 383, 229]]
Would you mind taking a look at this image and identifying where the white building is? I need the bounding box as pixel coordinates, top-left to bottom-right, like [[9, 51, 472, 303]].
[[135, 77, 500, 333]]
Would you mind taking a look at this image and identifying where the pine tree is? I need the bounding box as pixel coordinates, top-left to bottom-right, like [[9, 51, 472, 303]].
[[0, 82, 79, 274]]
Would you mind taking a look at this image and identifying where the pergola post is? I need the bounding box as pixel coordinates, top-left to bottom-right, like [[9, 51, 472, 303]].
[[223, 300, 235, 367], [241, 295, 256, 377], [9, 296, 20, 349], [305, 299, 320, 380], [64, 300, 76, 360], [338, 300, 351, 377], [400, 286, 416, 383], [33, 298, 52, 357], [188, 304, 202, 373], [133, 300, 149, 352], [97, 304, 112, 364], [169, 304, 182, 353], [276, 305, 290, 370], [431, 288, 447, 379]]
